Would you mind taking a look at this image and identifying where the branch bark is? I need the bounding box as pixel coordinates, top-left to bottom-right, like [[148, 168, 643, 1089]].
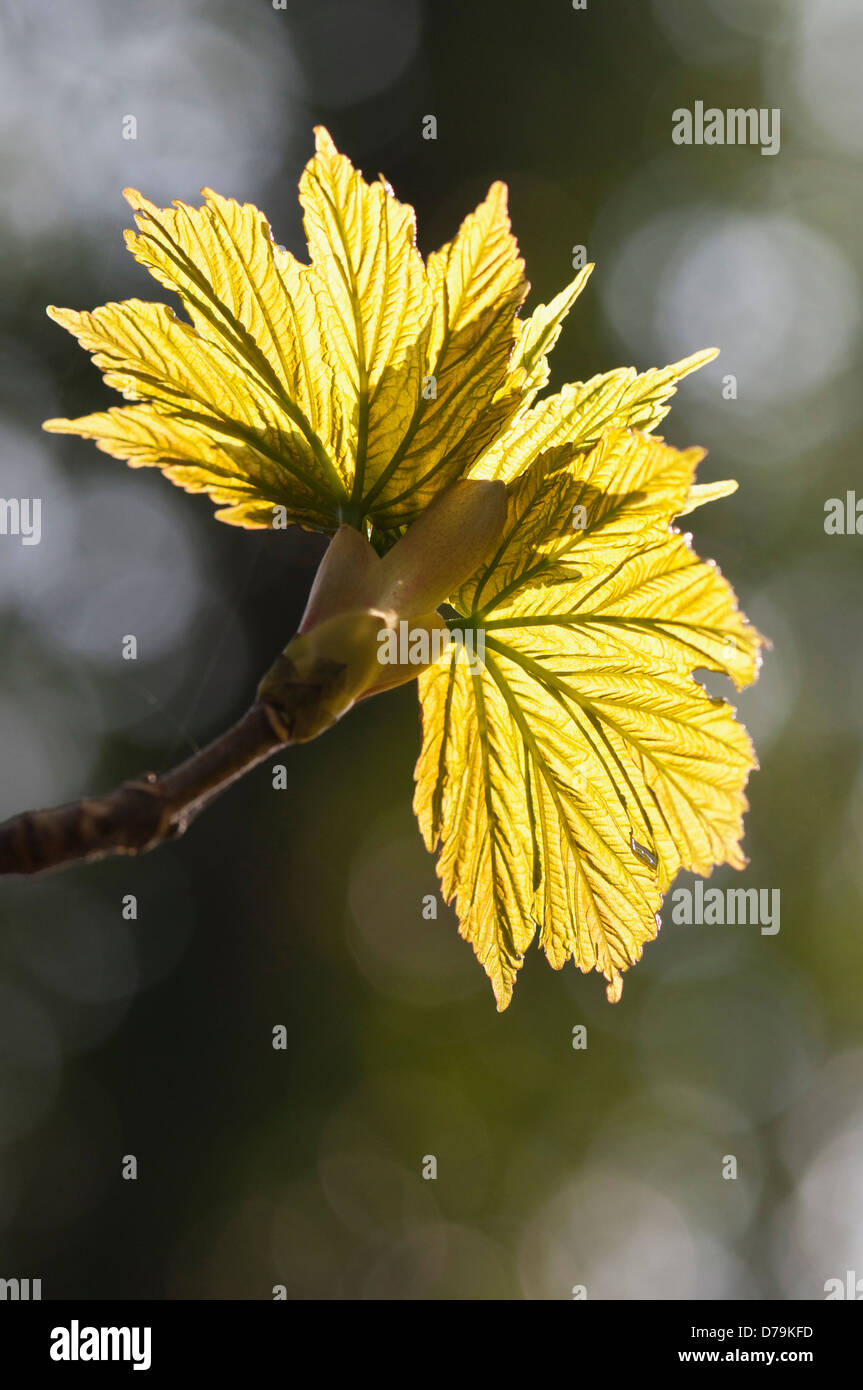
[[0, 482, 501, 879], [0, 701, 289, 877]]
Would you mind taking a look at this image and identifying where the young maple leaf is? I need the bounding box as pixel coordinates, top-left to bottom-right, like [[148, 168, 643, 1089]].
[[40, 127, 764, 1008], [418, 432, 762, 1007], [44, 126, 710, 539]]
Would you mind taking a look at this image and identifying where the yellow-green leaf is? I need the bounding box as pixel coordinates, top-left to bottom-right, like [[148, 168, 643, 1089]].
[[500, 264, 594, 402], [43, 401, 327, 529], [414, 429, 764, 1008], [44, 296, 340, 498], [44, 130, 539, 534], [361, 180, 529, 527], [468, 348, 718, 485], [298, 126, 432, 510], [679, 479, 738, 514], [40, 127, 763, 1010], [122, 184, 349, 497], [415, 647, 537, 1004]]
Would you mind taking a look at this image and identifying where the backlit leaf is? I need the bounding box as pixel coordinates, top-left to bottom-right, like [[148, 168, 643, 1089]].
[[41, 128, 762, 1010], [361, 180, 529, 528], [298, 127, 432, 512], [414, 429, 764, 1008], [44, 129, 713, 546], [468, 349, 718, 485], [44, 129, 539, 534], [122, 184, 350, 496]]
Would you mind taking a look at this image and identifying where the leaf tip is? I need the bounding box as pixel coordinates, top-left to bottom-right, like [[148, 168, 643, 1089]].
[[487, 180, 511, 217], [494, 983, 514, 1012], [692, 346, 720, 369], [45, 305, 75, 330], [313, 125, 338, 156], [605, 971, 623, 1004]]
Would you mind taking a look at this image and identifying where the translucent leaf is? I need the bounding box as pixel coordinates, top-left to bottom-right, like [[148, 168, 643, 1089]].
[[45, 130, 537, 533], [414, 429, 764, 1009], [298, 127, 432, 509], [362, 181, 529, 527], [43, 300, 338, 518], [469, 349, 718, 484], [122, 184, 350, 497], [505, 264, 594, 399], [679, 479, 738, 514]]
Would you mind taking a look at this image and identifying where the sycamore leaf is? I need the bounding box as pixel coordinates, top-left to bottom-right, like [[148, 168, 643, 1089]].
[[44, 128, 712, 541], [504, 265, 594, 401], [122, 183, 353, 502], [42, 298, 338, 527], [44, 129, 534, 534], [359, 180, 529, 528], [679, 479, 738, 514], [414, 429, 764, 1009], [297, 128, 432, 511], [468, 349, 718, 485], [40, 127, 762, 1009], [46, 401, 331, 530]]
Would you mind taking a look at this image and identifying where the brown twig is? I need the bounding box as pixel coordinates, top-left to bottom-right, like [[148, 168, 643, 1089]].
[[0, 625, 381, 878], [0, 604, 376, 880], [0, 701, 289, 877]]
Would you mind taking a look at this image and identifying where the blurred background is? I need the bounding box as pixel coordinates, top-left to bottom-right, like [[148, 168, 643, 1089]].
[[0, 0, 860, 1300]]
